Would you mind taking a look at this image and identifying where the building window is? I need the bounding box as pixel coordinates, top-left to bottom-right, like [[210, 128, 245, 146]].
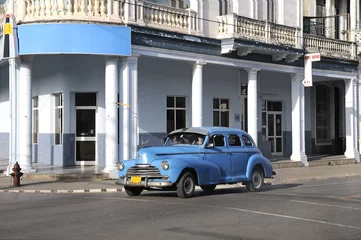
[[315, 84, 331, 144], [213, 98, 229, 127], [167, 96, 186, 134], [32, 97, 39, 144], [267, 0, 275, 22], [54, 93, 63, 145], [219, 0, 229, 15]]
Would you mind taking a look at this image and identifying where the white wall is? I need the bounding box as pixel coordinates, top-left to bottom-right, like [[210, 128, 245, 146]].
[[138, 57, 243, 133], [259, 71, 292, 132], [31, 55, 106, 135], [283, 0, 301, 27], [0, 63, 9, 133], [138, 56, 295, 135]]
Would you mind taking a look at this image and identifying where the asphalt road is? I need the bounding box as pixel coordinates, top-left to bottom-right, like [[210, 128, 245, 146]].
[[1, 176, 361, 240]]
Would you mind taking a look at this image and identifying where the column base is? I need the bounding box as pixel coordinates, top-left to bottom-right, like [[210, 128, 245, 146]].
[[344, 150, 360, 163], [290, 153, 308, 166], [102, 166, 119, 179]]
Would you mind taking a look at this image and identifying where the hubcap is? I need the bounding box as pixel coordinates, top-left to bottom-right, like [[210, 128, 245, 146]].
[[252, 171, 262, 189], [184, 177, 194, 195]]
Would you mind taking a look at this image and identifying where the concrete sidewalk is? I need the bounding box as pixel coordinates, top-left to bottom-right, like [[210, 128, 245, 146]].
[[0, 163, 361, 193]]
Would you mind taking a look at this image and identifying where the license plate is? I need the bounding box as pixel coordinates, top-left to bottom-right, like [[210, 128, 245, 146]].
[[130, 176, 142, 184]]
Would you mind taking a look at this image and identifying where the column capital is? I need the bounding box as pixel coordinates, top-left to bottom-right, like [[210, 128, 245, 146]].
[[290, 72, 304, 80], [246, 68, 260, 74], [121, 54, 139, 64], [105, 56, 119, 61], [195, 58, 207, 66]]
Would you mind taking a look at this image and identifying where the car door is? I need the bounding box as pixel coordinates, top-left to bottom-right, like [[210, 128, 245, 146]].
[[204, 133, 232, 182], [228, 133, 250, 181]]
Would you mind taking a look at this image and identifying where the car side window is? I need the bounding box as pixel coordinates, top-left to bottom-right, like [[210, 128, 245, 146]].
[[209, 134, 225, 147], [242, 135, 253, 146], [228, 134, 242, 146]]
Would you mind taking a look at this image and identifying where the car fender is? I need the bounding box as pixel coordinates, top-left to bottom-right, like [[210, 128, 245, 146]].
[[151, 157, 215, 185], [246, 154, 274, 179]]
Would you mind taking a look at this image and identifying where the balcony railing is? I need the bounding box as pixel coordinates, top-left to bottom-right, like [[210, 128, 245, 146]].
[[0, 0, 197, 35], [304, 34, 357, 60], [217, 14, 302, 48]]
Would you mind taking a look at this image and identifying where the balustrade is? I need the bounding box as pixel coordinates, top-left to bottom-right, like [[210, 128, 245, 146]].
[[304, 34, 356, 59], [218, 14, 301, 48], [0, 0, 197, 35]]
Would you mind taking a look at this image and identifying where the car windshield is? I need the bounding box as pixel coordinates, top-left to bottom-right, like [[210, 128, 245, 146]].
[[164, 132, 206, 146]]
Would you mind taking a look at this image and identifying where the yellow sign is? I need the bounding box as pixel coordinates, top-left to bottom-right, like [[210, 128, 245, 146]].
[[3, 23, 12, 35], [130, 176, 142, 184]]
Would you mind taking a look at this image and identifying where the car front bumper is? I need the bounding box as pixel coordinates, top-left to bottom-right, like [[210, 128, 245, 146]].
[[116, 176, 173, 188]]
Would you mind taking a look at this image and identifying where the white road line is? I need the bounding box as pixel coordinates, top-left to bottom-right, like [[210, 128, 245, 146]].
[[289, 200, 361, 211], [227, 207, 361, 230], [84, 196, 361, 231]]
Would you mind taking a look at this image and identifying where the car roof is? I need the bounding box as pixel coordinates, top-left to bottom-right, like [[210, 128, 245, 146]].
[[168, 127, 248, 136]]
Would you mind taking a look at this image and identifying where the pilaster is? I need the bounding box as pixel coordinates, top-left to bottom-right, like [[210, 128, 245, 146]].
[[344, 78, 360, 162], [103, 57, 119, 174], [290, 73, 308, 166], [192, 59, 206, 127], [246, 68, 260, 145]]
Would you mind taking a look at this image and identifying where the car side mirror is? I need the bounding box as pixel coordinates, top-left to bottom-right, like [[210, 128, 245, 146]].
[[205, 143, 214, 148]]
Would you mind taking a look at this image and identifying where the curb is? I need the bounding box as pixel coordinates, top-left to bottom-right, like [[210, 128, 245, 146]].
[[21, 173, 111, 181], [0, 188, 123, 193]]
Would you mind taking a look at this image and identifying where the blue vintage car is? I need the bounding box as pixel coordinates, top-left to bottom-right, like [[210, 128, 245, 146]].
[[116, 127, 276, 198]]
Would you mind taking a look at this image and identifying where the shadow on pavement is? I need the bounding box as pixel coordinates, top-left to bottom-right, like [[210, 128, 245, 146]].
[[139, 183, 303, 198], [165, 227, 258, 240]]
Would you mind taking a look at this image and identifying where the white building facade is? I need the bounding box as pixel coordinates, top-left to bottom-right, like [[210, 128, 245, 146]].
[[0, 0, 359, 175]]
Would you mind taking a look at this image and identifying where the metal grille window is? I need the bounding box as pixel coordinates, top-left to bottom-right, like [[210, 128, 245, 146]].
[[167, 96, 186, 134], [32, 97, 39, 144], [54, 93, 63, 145], [213, 98, 229, 127]]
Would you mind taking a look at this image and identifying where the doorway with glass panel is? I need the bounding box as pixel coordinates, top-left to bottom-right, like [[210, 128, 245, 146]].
[[262, 101, 283, 155], [75, 93, 97, 165]]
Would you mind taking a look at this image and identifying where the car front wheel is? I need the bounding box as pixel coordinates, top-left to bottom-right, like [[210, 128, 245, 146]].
[[124, 186, 143, 196], [176, 172, 196, 198], [246, 168, 264, 192]]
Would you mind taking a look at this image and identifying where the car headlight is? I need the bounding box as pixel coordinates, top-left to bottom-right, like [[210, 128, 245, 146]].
[[117, 161, 124, 171], [161, 161, 169, 170]]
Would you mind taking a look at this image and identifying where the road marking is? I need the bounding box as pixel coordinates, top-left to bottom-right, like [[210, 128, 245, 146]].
[[289, 200, 361, 211], [85, 196, 361, 231], [227, 206, 361, 230]]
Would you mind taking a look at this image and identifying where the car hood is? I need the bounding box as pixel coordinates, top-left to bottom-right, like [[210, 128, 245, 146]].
[[134, 145, 203, 164]]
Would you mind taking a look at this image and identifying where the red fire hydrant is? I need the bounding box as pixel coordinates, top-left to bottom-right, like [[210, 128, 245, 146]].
[[10, 162, 23, 187]]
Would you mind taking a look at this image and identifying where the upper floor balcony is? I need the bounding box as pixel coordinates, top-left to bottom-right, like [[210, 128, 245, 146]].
[[303, 16, 357, 60], [0, 0, 198, 34], [217, 14, 302, 49]]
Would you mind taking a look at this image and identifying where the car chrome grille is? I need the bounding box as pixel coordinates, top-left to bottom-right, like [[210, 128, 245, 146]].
[[126, 164, 162, 177]]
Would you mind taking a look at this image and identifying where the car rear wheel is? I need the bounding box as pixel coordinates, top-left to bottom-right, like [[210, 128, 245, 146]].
[[200, 184, 216, 194], [176, 172, 195, 198], [124, 186, 143, 196], [246, 168, 264, 192]]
